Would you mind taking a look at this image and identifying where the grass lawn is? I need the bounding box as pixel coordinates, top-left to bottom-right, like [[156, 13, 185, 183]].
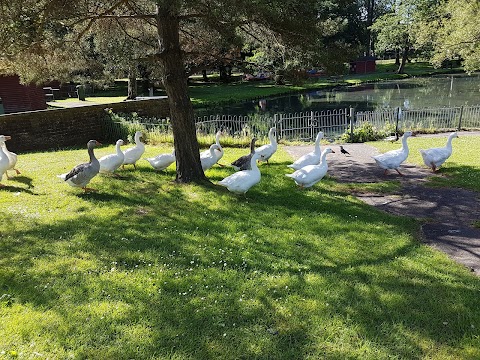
[[370, 133, 480, 192], [1, 142, 480, 359]]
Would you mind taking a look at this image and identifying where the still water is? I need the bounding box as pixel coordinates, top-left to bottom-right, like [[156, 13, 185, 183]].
[[198, 73, 480, 116]]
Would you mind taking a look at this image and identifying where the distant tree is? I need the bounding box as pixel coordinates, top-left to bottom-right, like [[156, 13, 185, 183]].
[[370, 1, 415, 73], [357, 0, 392, 55], [415, 0, 480, 72]]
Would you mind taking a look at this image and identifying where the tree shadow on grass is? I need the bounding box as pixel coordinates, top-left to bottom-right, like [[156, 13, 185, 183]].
[[1, 174, 480, 359]]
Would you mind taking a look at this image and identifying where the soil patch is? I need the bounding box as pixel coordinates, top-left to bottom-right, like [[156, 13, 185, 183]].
[[284, 134, 480, 275]]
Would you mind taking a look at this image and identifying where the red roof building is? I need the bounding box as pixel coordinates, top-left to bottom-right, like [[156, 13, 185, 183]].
[[349, 56, 376, 74], [0, 75, 47, 114]]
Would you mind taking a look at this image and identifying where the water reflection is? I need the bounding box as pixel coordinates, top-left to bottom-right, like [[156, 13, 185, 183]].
[[196, 73, 480, 117]]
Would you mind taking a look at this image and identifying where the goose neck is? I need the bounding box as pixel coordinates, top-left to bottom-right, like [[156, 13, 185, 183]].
[[401, 135, 409, 150]]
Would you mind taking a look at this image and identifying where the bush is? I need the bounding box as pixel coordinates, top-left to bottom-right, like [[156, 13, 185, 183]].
[[341, 122, 396, 143]]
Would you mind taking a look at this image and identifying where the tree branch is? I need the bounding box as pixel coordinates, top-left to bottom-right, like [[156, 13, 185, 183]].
[[74, 0, 152, 42]]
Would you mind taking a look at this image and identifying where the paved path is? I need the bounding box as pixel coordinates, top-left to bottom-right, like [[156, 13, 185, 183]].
[[284, 133, 480, 275]]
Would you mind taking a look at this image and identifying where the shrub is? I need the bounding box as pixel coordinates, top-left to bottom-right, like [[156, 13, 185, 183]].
[[341, 122, 396, 143]]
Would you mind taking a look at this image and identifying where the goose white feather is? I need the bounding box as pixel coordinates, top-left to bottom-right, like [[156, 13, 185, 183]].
[[1, 140, 20, 178], [218, 153, 261, 193], [201, 144, 221, 171], [122, 131, 145, 168], [419, 132, 458, 172], [256, 127, 277, 163], [145, 149, 176, 170], [288, 131, 324, 170], [286, 147, 334, 188], [372, 131, 412, 175], [201, 130, 223, 164], [0, 135, 12, 187], [99, 139, 124, 174], [58, 140, 101, 192]]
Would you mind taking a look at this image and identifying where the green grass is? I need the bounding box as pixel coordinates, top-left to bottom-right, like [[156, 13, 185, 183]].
[[1, 144, 480, 359], [370, 133, 480, 192]]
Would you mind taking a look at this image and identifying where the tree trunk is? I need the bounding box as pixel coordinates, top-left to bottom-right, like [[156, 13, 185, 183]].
[[127, 67, 137, 100], [202, 69, 208, 82], [395, 49, 400, 65], [156, 6, 206, 183], [219, 64, 229, 83], [366, 0, 375, 55], [396, 46, 409, 74]]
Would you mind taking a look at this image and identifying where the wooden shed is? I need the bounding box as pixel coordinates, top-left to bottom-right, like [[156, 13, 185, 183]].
[[349, 56, 376, 74], [0, 75, 47, 114]]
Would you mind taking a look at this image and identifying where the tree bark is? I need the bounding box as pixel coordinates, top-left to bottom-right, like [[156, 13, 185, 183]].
[[397, 46, 409, 74], [126, 67, 137, 100], [156, 5, 206, 183]]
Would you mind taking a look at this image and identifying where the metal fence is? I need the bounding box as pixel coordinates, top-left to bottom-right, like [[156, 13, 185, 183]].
[[276, 109, 350, 141], [104, 105, 480, 143], [356, 105, 480, 133]]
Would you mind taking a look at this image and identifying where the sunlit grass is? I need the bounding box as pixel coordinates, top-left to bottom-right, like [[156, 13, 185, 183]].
[[370, 134, 480, 191], [1, 144, 479, 359]]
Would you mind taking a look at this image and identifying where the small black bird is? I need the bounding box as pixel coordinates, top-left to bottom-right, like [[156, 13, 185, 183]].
[[340, 145, 350, 156]]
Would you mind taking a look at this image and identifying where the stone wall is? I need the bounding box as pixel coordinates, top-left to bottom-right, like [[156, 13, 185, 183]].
[[0, 98, 170, 152]]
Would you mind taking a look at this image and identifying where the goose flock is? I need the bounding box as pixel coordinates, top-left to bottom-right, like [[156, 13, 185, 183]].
[[0, 129, 459, 193]]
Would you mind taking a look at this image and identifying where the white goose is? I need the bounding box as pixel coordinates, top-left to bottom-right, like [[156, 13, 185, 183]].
[[1, 140, 20, 179], [201, 131, 224, 166], [256, 127, 277, 164], [59, 140, 101, 192], [288, 131, 324, 170], [145, 149, 176, 170], [373, 131, 413, 176], [0, 135, 12, 187], [218, 152, 261, 194], [231, 137, 256, 171], [419, 132, 458, 172], [286, 147, 334, 188], [201, 144, 221, 171], [122, 131, 145, 169], [99, 139, 124, 175]]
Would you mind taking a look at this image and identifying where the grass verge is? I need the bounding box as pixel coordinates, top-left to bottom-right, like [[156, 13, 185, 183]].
[[1, 144, 479, 359]]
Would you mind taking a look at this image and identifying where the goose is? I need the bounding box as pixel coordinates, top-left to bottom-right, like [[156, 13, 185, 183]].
[[58, 140, 101, 192], [99, 139, 124, 175], [231, 137, 256, 171], [1, 140, 20, 178], [256, 127, 277, 164], [201, 144, 221, 171], [201, 131, 224, 166], [286, 147, 335, 188], [218, 152, 261, 194], [0, 135, 12, 187], [288, 131, 324, 170], [419, 132, 458, 172], [145, 149, 176, 170], [373, 131, 413, 176], [122, 131, 145, 169]]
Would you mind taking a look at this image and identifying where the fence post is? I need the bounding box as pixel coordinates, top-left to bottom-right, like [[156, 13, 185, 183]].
[[349, 107, 354, 142], [395, 107, 400, 135], [457, 106, 464, 130], [274, 113, 279, 141]]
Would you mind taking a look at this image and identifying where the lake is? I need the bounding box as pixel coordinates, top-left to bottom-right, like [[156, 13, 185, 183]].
[[196, 73, 480, 117]]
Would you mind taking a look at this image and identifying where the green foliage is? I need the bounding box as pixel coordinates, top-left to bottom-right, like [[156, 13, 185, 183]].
[[342, 121, 395, 143]]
